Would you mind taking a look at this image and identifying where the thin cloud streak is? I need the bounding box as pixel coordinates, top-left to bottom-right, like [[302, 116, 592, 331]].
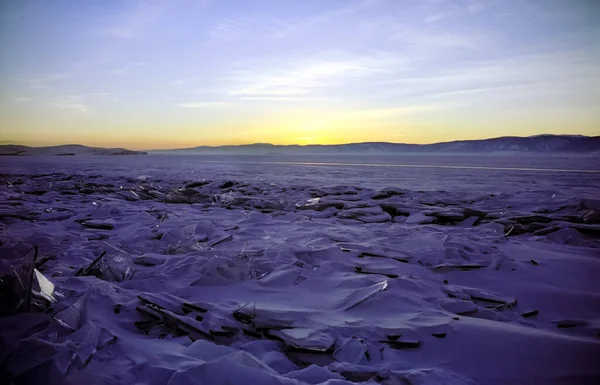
[[13, 96, 32, 103], [52, 100, 90, 114], [95, 0, 166, 38], [178, 102, 232, 108]]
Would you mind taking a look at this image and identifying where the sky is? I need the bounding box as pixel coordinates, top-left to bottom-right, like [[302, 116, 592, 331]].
[[0, 0, 599, 149]]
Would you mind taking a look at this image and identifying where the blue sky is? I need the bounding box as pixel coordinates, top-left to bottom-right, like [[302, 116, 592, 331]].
[[0, 0, 598, 149]]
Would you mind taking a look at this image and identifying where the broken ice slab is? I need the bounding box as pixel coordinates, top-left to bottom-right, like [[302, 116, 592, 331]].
[[381, 330, 421, 349], [75, 251, 106, 277], [568, 223, 600, 236], [443, 284, 516, 307], [136, 305, 164, 321], [39, 211, 72, 221], [185, 180, 211, 189], [338, 243, 411, 263], [521, 309, 539, 318], [371, 187, 406, 200], [208, 234, 233, 247], [138, 292, 190, 315], [32, 268, 60, 303], [148, 306, 214, 341], [583, 209, 600, 224], [358, 250, 410, 263], [138, 292, 210, 320], [270, 328, 335, 353], [181, 302, 209, 315], [337, 207, 392, 223], [134, 253, 167, 267], [179, 223, 197, 239], [66, 325, 115, 371], [202, 313, 240, 337], [554, 319, 588, 328], [439, 299, 478, 315], [136, 298, 214, 340], [53, 293, 88, 332], [431, 262, 487, 271], [457, 216, 479, 227], [295, 197, 344, 211], [469, 291, 517, 307], [333, 337, 368, 364], [424, 209, 466, 224], [168, 350, 288, 385], [354, 266, 398, 279], [2, 335, 75, 380], [0, 245, 36, 315], [103, 253, 133, 282], [513, 215, 553, 224], [166, 188, 210, 204], [329, 362, 386, 382], [336, 280, 388, 311], [233, 301, 257, 325], [462, 207, 488, 219], [76, 219, 115, 230], [286, 365, 346, 384], [404, 212, 436, 225]]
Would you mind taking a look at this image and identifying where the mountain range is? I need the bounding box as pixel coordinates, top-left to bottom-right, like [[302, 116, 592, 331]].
[[0, 144, 147, 156], [151, 134, 600, 155], [1, 135, 598, 156]]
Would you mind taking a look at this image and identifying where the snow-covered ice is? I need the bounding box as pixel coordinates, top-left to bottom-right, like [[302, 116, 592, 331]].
[[1, 154, 599, 385]]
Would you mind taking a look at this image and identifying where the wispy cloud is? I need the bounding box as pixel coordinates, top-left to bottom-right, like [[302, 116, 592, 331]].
[[228, 84, 311, 97], [107, 62, 148, 75], [170, 76, 203, 87], [224, 52, 406, 99], [393, 31, 481, 49], [13, 96, 32, 103], [26, 73, 70, 90], [83, 92, 111, 98], [341, 105, 441, 121], [209, 0, 377, 42], [97, 1, 165, 38], [237, 96, 308, 101], [424, 84, 528, 99], [209, 16, 289, 41], [178, 102, 232, 108], [424, 11, 454, 23], [373, 49, 600, 103], [423, 0, 503, 23], [466, 0, 503, 14], [52, 98, 90, 114]]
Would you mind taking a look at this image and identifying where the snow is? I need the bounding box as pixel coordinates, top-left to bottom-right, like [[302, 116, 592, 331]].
[[0, 154, 599, 385]]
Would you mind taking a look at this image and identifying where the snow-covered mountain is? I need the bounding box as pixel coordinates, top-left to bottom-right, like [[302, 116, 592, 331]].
[[0, 144, 147, 156], [151, 134, 600, 155]]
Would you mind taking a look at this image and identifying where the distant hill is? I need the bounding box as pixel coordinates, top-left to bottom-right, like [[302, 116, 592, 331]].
[[0, 144, 147, 156], [151, 135, 600, 155]]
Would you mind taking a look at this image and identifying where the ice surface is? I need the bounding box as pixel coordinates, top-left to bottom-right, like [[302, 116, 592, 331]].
[[0, 154, 599, 384]]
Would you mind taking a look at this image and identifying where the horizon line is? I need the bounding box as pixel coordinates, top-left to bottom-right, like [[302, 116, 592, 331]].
[[147, 133, 592, 151], [1, 133, 594, 151]]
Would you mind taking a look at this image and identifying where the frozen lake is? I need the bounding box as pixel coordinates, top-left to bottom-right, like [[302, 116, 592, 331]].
[[2, 153, 600, 194], [1, 153, 599, 385]]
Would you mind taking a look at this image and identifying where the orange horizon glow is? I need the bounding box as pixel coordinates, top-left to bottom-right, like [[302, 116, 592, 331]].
[[3, 123, 598, 152]]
